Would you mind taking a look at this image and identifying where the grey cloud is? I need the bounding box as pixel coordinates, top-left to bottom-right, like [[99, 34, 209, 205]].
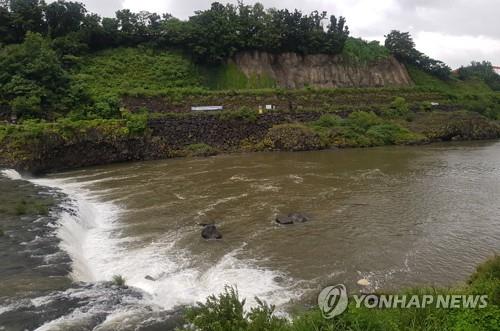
[[82, 0, 124, 17], [389, 0, 500, 39]]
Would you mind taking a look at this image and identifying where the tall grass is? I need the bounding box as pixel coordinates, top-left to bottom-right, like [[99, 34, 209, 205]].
[[180, 256, 500, 331], [201, 63, 276, 90]]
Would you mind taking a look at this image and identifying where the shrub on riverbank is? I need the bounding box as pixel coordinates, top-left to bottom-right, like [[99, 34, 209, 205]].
[[185, 144, 219, 157], [262, 124, 325, 151], [407, 111, 500, 141], [181, 256, 500, 331], [111, 275, 126, 287], [0, 117, 144, 147], [310, 112, 427, 148], [1, 109, 499, 173]]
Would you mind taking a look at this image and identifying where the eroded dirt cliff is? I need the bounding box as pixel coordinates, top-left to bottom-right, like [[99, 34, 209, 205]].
[[232, 51, 413, 88]]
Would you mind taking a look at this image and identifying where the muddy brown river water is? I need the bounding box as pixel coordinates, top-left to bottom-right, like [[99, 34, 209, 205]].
[[2, 141, 500, 330]]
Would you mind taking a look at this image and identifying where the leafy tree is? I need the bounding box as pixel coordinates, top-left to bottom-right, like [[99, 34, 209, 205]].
[[45, 0, 86, 38], [186, 2, 240, 64], [385, 30, 450, 80], [459, 61, 500, 91], [9, 0, 46, 42], [0, 1, 352, 64], [115, 9, 137, 35], [326, 15, 349, 54], [384, 30, 416, 62], [0, 32, 73, 118], [0, 2, 16, 45]]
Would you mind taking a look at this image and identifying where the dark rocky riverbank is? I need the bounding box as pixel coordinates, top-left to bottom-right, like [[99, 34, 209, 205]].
[[1, 109, 499, 175], [0, 173, 186, 330]]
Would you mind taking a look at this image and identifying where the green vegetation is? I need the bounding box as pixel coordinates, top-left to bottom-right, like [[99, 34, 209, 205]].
[[1, 1, 499, 171], [407, 65, 493, 94], [342, 37, 390, 64], [111, 275, 126, 287], [458, 61, 500, 91], [0, 228, 4, 237], [1, 1, 350, 65], [12, 199, 50, 216], [263, 124, 325, 151], [0, 32, 88, 119], [185, 144, 219, 157], [73, 47, 201, 98], [309, 112, 426, 148], [182, 286, 287, 331], [202, 63, 276, 90], [385, 30, 451, 79], [0, 111, 152, 143], [181, 256, 500, 331], [218, 107, 258, 123], [1, 1, 496, 123]]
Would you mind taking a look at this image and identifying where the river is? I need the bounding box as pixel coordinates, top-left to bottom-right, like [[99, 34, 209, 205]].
[[2, 141, 500, 330]]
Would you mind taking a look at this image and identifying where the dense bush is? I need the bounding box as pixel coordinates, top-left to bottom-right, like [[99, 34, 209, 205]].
[[342, 38, 389, 64], [182, 286, 287, 331], [111, 275, 126, 287], [0, 32, 88, 119], [310, 112, 425, 147], [218, 107, 258, 123], [185, 143, 219, 157], [263, 123, 325, 151], [380, 97, 411, 118]]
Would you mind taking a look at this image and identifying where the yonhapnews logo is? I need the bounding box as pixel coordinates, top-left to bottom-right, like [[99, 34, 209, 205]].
[[318, 284, 488, 319], [318, 284, 349, 318]]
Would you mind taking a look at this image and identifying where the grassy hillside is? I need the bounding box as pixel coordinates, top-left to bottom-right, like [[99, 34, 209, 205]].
[[201, 63, 277, 90], [72, 47, 202, 98], [72, 48, 278, 94], [407, 65, 493, 94], [71, 47, 494, 96]]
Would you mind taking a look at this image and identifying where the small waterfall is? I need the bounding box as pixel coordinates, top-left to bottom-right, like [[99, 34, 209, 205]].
[[1, 168, 299, 328], [1, 169, 23, 180]]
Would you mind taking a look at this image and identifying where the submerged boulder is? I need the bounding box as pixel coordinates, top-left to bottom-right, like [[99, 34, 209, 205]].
[[276, 213, 309, 225], [201, 224, 222, 240]]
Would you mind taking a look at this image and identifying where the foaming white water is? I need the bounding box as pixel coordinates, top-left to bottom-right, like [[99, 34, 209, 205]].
[[3, 169, 298, 313], [1, 169, 23, 180]]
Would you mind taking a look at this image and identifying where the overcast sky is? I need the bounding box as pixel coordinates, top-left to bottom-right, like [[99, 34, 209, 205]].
[[73, 0, 500, 68]]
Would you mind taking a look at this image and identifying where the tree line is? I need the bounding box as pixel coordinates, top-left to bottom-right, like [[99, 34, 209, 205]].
[[2, 0, 496, 121], [384, 30, 451, 80], [0, 0, 350, 64], [457, 61, 500, 91]]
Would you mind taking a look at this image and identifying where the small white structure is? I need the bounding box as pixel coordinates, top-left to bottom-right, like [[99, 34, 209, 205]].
[[430, 102, 440, 107], [265, 105, 276, 110], [191, 106, 223, 111]]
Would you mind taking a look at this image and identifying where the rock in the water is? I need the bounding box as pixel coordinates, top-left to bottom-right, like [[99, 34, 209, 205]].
[[201, 224, 222, 240], [273, 276, 285, 283], [357, 279, 370, 286], [276, 213, 309, 225], [145, 275, 155, 281]]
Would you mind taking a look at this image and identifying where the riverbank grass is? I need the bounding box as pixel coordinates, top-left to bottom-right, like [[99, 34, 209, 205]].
[[181, 256, 500, 331]]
